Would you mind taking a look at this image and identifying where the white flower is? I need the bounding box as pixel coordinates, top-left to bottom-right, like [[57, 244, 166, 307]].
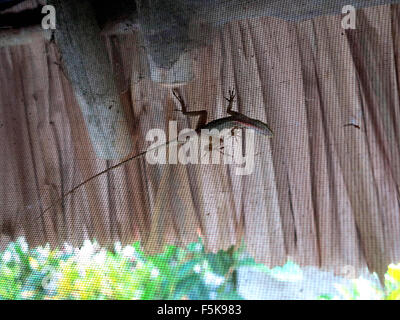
[[122, 246, 135, 258], [353, 278, 383, 300], [62, 243, 74, 255], [37, 245, 50, 258], [114, 242, 122, 254], [93, 249, 107, 265], [204, 271, 224, 286], [193, 264, 202, 273], [80, 240, 94, 256], [75, 240, 95, 265], [2, 251, 11, 263], [17, 237, 28, 253], [151, 268, 160, 278]]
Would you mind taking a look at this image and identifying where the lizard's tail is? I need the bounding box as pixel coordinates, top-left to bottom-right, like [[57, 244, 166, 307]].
[[33, 149, 149, 222]]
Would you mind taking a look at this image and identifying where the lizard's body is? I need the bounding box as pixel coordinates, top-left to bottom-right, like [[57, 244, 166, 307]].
[[173, 88, 273, 136], [34, 89, 273, 220], [200, 115, 273, 136]]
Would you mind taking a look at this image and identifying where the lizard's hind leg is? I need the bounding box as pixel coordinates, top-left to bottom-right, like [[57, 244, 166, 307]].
[[220, 126, 241, 161], [172, 89, 208, 130]]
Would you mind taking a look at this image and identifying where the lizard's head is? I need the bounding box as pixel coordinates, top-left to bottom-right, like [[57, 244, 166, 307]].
[[245, 118, 273, 137]]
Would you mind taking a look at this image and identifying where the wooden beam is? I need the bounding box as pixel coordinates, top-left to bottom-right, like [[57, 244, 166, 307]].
[[49, 0, 134, 159], [0, 25, 50, 47]]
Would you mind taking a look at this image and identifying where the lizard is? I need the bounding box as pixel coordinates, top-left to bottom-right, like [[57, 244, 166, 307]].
[[31, 88, 273, 221], [173, 88, 273, 136]]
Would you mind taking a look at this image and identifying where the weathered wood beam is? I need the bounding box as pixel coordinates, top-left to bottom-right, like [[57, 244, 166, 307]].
[[49, 0, 134, 159], [0, 25, 50, 47], [0, 3, 50, 47], [0, 5, 43, 28]]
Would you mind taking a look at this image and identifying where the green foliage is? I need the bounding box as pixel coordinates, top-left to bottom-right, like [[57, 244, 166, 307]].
[[0, 238, 63, 299], [318, 263, 400, 300], [385, 264, 400, 300], [2, 237, 400, 300], [0, 237, 256, 300]]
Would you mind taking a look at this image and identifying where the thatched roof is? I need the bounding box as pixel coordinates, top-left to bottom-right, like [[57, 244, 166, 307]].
[[1, 2, 400, 281]]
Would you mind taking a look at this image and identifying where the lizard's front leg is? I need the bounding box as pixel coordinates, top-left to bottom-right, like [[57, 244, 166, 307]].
[[225, 88, 240, 116], [172, 89, 208, 130]]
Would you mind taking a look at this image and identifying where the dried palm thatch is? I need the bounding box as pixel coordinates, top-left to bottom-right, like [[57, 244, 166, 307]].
[[1, 4, 400, 281]]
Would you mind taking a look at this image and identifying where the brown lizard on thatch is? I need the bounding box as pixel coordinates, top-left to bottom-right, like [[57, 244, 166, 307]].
[[33, 88, 273, 220]]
